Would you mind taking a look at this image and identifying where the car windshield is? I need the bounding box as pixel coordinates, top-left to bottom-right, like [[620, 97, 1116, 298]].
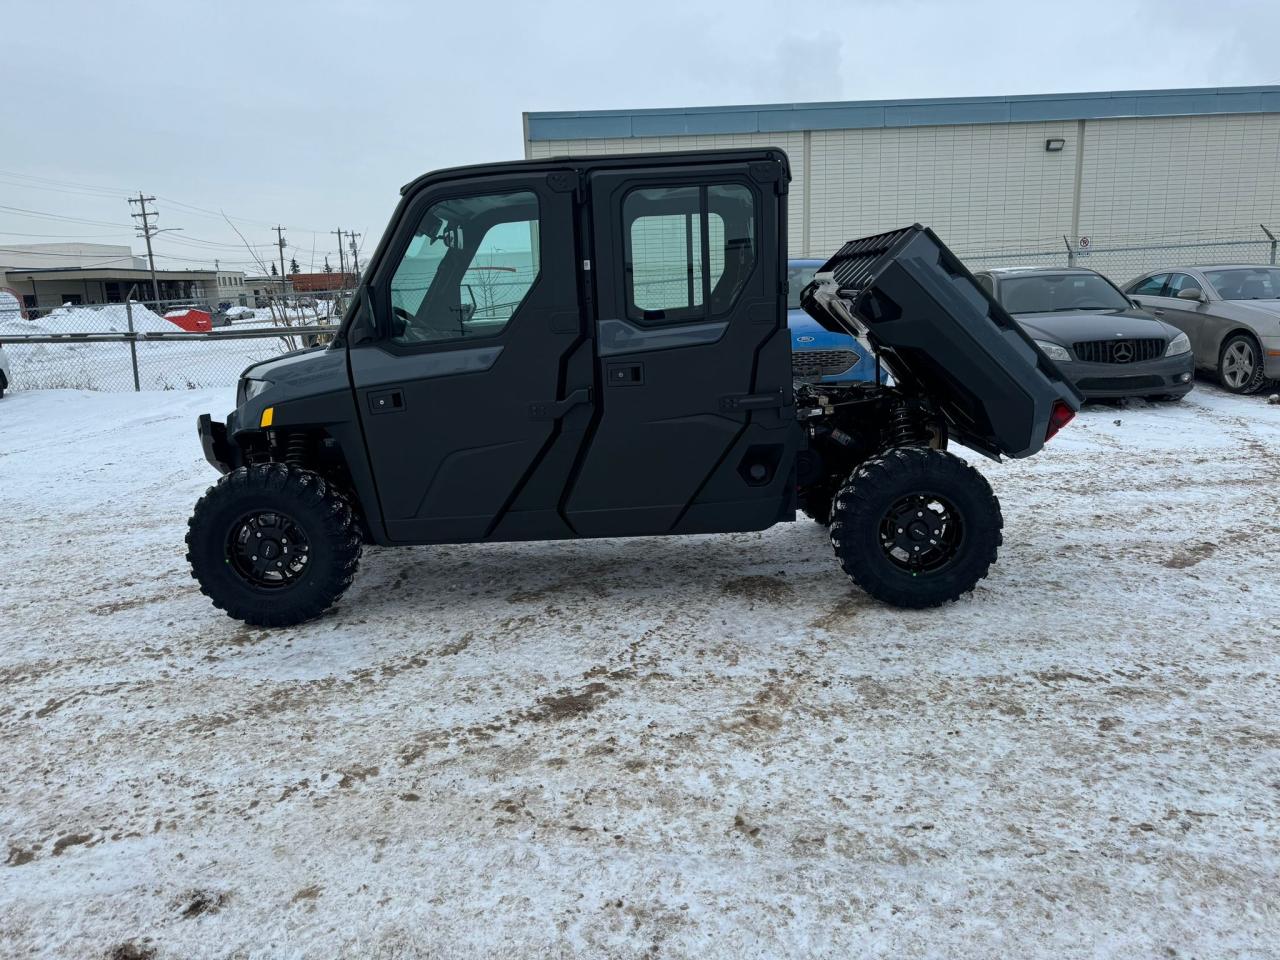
[[1203, 267, 1280, 300], [787, 264, 819, 309], [997, 273, 1129, 314]]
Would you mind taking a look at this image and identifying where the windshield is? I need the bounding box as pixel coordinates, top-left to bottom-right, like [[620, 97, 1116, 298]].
[[1204, 267, 1280, 300], [997, 273, 1129, 314], [787, 264, 819, 309]]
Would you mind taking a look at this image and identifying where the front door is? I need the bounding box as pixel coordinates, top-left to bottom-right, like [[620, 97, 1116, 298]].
[[350, 172, 593, 543], [563, 161, 797, 537]]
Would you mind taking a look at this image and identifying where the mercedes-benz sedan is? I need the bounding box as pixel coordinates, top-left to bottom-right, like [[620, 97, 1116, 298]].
[[1124, 265, 1280, 394], [975, 267, 1194, 402]]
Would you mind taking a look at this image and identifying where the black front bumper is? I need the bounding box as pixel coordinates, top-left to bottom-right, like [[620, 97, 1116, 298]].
[[1066, 353, 1195, 400], [197, 414, 234, 474]]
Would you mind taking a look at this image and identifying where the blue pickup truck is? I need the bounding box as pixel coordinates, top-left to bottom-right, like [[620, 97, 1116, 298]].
[[788, 259, 880, 383]]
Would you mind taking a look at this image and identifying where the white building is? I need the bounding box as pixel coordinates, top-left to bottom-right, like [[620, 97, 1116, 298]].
[[524, 86, 1280, 277]]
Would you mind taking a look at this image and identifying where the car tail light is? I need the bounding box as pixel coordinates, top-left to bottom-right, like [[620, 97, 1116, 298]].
[[1045, 400, 1074, 441]]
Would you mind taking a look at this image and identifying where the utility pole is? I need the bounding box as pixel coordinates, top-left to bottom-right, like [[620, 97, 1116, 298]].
[[348, 232, 361, 275], [331, 228, 347, 276], [129, 193, 161, 302], [274, 226, 288, 292]]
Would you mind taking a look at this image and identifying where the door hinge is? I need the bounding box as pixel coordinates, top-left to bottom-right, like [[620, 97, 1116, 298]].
[[529, 387, 593, 420]]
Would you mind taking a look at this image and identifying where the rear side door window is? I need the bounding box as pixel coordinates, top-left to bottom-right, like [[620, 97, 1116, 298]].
[[623, 183, 755, 324], [1167, 273, 1202, 296]]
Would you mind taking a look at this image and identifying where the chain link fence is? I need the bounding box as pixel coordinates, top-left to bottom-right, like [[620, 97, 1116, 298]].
[[955, 227, 1278, 286], [3, 231, 1278, 395], [1, 290, 347, 393]]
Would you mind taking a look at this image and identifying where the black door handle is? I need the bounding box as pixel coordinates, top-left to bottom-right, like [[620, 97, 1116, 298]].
[[529, 387, 592, 420], [720, 389, 788, 412], [368, 388, 405, 414]]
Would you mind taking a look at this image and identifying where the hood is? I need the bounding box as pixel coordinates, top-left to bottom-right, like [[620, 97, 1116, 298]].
[[1013, 308, 1175, 343]]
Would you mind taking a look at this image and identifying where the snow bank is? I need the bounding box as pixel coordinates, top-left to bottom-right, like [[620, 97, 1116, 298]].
[[33, 301, 177, 334]]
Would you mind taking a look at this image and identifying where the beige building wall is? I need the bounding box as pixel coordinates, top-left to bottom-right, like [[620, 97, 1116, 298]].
[[528, 112, 1280, 267]]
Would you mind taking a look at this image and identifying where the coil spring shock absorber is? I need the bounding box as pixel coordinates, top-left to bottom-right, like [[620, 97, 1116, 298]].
[[284, 432, 311, 467], [888, 400, 928, 447]]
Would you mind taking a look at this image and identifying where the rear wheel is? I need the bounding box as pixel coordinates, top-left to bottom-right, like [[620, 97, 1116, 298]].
[[797, 482, 836, 526], [1218, 333, 1267, 394], [186, 463, 362, 626], [830, 447, 1002, 608]]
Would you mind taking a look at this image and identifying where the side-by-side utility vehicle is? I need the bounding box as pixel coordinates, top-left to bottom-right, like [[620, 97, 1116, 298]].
[[188, 149, 1081, 626]]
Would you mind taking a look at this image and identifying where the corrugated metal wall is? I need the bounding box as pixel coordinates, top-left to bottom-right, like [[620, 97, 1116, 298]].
[[528, 112, 1280, 261]]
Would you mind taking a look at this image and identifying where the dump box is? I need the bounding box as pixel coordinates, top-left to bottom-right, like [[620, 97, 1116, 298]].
[[802, 224, 1082, 459]]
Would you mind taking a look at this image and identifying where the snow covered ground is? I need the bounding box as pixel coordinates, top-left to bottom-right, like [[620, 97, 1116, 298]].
[[1, 385, 1279, 959]]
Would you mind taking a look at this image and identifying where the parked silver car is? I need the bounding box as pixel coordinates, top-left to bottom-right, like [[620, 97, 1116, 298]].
[[1124, 265, 1280, 394]]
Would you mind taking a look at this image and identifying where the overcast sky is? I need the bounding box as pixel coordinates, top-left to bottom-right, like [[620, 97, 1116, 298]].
[[2, 0, 1277, 274]]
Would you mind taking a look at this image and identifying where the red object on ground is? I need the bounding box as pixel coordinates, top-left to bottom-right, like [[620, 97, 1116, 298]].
[[164, 308, 213, 332]]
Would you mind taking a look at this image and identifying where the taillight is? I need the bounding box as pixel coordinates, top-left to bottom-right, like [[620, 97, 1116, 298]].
[[1045, 400, 1074, 441]]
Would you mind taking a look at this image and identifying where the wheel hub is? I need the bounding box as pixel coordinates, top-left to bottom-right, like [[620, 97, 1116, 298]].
[[879, 494, 963, 574], [227, 511, 310, 588]]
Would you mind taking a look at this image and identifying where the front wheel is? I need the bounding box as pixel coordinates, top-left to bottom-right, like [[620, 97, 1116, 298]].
[[186, 463, 362, 626], [830, 447, 1003, 608]]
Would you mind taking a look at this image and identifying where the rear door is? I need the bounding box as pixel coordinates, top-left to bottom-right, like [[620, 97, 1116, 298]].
[[350, 171, 593, 543], [563, 159, 797, 536]]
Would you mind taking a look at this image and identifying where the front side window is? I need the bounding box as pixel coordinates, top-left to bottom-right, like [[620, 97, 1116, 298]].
[[997, 273, 1129, 314], [1127, 274, 1169, 297], [624, 182, 755, 323], [1203, 267, 1280, 300], [389, 190, 540, 344], [1167, 273, 1202, 295], [787, 263, 820, 309]]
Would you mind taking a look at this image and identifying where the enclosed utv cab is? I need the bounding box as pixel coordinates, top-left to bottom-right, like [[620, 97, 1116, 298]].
[[187, 149, 1080, 627]]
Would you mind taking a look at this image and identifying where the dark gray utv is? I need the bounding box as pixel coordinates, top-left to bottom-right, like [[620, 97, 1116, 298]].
[[188, 149, 1082, 627]]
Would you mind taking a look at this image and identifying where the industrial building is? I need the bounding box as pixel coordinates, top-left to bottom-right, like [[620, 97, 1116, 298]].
[[524, 86, 1280, 272], [0, 243, 247, 310]]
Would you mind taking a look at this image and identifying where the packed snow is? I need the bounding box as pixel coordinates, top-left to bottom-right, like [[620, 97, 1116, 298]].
[[1, 384, 1278, 959]]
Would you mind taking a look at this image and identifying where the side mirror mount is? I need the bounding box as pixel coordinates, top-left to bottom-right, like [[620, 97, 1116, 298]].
[[1176, 287, 1205, 302]]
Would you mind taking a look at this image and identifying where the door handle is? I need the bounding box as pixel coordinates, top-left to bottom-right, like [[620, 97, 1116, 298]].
[[367, 388, 405, 414], [720, 389, 788, 412], [1152, 308, 1166, 316], [529, 387, 592, 420]]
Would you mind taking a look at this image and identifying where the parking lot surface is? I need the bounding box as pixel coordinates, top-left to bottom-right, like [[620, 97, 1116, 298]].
[[2, 386, 1278, 958]]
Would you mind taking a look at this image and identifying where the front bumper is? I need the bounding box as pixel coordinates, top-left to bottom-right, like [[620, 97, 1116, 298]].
[[197, 413, 234, 474], [1262, 336, 1280, 379], [1061, 351, 1195, 400]]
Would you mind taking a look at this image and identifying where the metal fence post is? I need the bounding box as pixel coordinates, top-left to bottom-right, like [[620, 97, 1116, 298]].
[[1262, 224, 1277, 265], [124, 293, 141, 392], [1062, 235, 1076, 267]]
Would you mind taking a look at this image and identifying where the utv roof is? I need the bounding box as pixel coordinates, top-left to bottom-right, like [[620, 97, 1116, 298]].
[[400, 147, 791, 196]]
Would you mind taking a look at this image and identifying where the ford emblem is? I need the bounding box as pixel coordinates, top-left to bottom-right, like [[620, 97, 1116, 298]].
[[796, 335, 816, 343]]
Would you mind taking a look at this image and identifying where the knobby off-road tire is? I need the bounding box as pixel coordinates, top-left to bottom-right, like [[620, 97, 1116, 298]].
[[186, 463, 362, 627], [797, 483, 836, 526], [830, 447, 1003, 609]]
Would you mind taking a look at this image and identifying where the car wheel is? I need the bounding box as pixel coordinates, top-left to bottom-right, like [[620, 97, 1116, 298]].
[[829, 447, 1003, 609], [1218, 333, 1267, 394], [186, 463, 362, 626]]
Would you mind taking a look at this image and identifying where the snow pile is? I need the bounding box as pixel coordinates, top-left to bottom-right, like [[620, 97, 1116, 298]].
[[34, 301, 176, 334]]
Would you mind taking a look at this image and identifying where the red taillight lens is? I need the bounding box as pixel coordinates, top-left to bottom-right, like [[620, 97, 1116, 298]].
[[1045, 400, 1075, 441]]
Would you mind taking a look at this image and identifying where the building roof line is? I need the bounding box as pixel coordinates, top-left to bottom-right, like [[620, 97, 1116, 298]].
[[525, 85, 1280, 141]]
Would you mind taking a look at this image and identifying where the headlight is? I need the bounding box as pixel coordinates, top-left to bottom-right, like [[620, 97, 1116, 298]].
[[1165, 332, 1191, 357], [239, 377, 271, 404], [1034, 339, 1072, 362]]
